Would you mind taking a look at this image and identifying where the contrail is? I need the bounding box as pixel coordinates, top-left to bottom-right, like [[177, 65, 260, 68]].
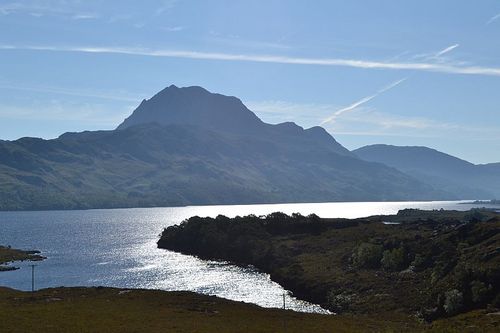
[[320, 78, 407, 126], [435, 44, 459, 57], [487, 13, 500, 25], [2, 44, 500, 77]]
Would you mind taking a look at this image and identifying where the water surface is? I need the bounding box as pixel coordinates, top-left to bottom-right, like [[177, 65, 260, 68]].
[[0, 200, 496, 313]]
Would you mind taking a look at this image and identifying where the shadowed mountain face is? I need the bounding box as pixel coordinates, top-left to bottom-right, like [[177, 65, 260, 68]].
[[0, 86, 453, 211], [354, 144, 500, 199], [118, 85, 265, 135], [117, 85, 352, 157]]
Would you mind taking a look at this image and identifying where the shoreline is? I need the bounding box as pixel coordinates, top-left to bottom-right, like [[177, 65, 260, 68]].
[[158, 209, 500, 321], [0, 245, 45, 272], [0, 199, 484, 213]]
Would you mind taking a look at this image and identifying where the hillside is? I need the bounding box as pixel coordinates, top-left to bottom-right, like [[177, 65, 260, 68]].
[[158, 210, 500, 321], [0, 86, 452, 211], [354, 144, 500, 199]]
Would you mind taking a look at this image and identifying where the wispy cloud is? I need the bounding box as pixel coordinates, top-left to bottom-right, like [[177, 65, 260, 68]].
[[486, 13, 500, 25], [435, 44, 459, 57], [411, 44, 462, 65], [155, 0, 179, 15], [335, 108, 460, 131], [247, 100, 498, 142], [0, 100, 133, 126], [3, 44, 500, 77], [0, 82, 143, 102], [162, 26, 185, 32], [0, 1, 94, 19], [71, 13, 99, 20], [247, 100, 337, 126], [320, 78, 407, 125], [324, 107, 500, 142]]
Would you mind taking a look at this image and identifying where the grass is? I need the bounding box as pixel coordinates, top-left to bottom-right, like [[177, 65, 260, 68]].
[[1, 286, 499, 333]]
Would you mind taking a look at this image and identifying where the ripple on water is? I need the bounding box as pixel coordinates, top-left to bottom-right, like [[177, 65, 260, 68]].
[[0, 200, 492, 313]]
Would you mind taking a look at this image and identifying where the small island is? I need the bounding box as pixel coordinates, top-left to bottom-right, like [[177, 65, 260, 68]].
[[158, 209, 500, 327], [0, 245, 45, 271]]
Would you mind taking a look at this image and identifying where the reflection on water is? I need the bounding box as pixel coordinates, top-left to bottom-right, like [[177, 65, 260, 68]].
[[0, 200, 497, 313]]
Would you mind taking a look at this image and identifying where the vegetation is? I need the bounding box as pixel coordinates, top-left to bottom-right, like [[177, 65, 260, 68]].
[[1, 286, 499, 333], [0, 245, 44, 271], [468, 200, 500, 205], [351, 242, 383, 269], [158, 209, 500, 324]]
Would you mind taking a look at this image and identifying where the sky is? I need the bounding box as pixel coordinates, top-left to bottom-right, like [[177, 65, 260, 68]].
[[0, 0, 499, 164]]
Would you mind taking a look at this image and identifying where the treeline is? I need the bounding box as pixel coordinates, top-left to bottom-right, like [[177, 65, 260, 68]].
[[158, 212, 347, 267], [158, 210, 500, 320]]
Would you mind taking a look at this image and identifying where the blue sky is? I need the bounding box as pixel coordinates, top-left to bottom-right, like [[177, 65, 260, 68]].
[[0, 0, 499, 164]]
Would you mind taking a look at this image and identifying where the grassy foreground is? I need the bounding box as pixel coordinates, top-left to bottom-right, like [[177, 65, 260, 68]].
[[0, 286, 499, 333]]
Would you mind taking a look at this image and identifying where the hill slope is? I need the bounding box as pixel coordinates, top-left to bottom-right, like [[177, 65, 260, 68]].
[[0, 86, 452, 211], [354, 144, 500, 199]]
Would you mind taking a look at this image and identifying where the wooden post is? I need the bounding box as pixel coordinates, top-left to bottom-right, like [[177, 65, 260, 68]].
[[31, 265, 36, 292]]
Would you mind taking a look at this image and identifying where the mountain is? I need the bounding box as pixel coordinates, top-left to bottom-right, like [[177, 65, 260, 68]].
[[354, 144, 500, 199], [118, 85, 264, 135], [117, 85, 352, 157], [0, 86, 452, 211]]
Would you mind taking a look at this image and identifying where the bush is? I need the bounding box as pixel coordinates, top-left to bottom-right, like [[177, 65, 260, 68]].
[[352, 242, 383, 269], [410, 254, 428, 272], [327, 290, 354, 313], [470, 280, 492, 304], [444, 289, 464, 315], [465, 209, 486, 222], [492, 293, 500, 308], [381, 247, 408, 271]]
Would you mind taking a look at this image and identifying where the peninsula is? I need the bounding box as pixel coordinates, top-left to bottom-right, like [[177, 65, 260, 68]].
[[158, 209, 500, 323], [0, 245, 44, 271]]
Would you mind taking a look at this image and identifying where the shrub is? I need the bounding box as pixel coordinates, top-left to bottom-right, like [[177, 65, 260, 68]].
[[307, 213, 320, 221], [465, 209, 486, 222], [444, 289, 464, 315], [327, 290, 354, 313], [352, 242, 383, 269], [381, 247, 408, 271], [470, 280, 492, 304], [492, 293, 500, 308], [410, 254, 428, 272]]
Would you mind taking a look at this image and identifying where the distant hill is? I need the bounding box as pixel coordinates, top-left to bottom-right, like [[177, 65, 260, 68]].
[[354, 144, 500, 199], [0, 86, 452, 211]]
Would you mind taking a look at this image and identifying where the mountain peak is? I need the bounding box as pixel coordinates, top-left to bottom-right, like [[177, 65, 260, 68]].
[[117, 85, 264, 134]]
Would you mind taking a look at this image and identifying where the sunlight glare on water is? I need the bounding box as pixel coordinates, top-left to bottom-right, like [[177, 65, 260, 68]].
[[0, 200, 496, 313]]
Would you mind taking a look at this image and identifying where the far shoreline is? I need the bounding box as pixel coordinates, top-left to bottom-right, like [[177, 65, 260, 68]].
[[0, 199, 486, 214]]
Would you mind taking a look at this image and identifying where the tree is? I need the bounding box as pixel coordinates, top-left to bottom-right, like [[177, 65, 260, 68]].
[[444, 289, 464, 315], [352, 242, 383, 269], [381, 247, 408, 271]]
